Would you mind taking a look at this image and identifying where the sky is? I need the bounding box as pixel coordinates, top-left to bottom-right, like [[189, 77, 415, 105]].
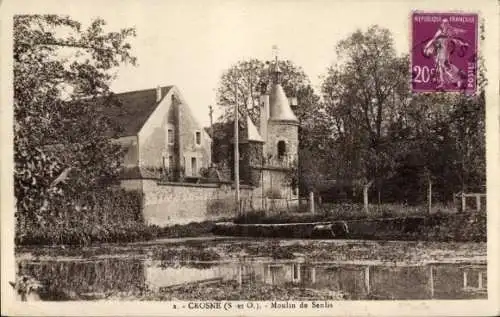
[[5, 0, 490, 126]]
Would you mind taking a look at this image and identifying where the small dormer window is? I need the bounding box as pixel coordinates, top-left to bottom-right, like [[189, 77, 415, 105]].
[[277, 140, 286, 160]]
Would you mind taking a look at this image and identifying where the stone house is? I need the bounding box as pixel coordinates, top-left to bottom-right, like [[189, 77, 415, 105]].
[[100, 85, 212, 185], [96, 57, 301, 226]]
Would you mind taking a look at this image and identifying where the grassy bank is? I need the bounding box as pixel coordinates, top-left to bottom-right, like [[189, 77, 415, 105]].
[[15, 222, 159, 246], [234, 203, 455, 224], [221, 210, 486, 242], [15, 220, 222, 247], [16, 199, 484, 246], [156, 220, 230, 239]]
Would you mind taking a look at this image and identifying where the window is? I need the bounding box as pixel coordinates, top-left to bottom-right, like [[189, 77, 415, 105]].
[[195, 131, 201, 145], [191, 157, 197, 176], [167, 128, 174, 145], [277, 140, 286, 160]]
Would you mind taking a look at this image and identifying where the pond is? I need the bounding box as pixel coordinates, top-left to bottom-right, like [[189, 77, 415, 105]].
[[15, 238, 487, 301]]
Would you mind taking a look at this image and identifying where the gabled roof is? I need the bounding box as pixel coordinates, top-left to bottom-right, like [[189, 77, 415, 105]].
[[203, 127, 212, 138], [97, 86, 173, 137]]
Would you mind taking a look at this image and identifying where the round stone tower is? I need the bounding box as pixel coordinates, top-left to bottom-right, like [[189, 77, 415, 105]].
[[266, 58, 299, 168]]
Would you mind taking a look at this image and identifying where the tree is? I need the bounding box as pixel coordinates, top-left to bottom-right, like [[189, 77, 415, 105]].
[[321, 25, 487, 208], [321, 26, 410, 209], [14, 15, 136, 233], [216, 58, 310, 124], [385, 21, 487, 204]]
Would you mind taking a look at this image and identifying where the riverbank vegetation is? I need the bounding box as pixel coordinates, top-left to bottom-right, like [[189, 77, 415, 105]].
[[229, 205, 486, 242]]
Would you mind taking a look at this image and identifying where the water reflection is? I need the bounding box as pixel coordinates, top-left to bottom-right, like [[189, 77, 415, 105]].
[[17, 257, 487, 301]]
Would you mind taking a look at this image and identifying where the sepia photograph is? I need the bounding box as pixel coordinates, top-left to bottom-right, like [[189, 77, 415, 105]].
[[1, 0, 499, 316]]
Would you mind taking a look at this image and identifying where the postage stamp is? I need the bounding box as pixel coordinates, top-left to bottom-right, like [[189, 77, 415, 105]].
[[411, 12, 479, 94]]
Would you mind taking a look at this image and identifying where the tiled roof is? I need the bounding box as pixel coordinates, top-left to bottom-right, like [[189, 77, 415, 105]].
[[97, 86, 173, 137]]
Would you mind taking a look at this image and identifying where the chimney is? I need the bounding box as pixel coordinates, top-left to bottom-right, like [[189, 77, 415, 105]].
[[156, 86, 162, 102]]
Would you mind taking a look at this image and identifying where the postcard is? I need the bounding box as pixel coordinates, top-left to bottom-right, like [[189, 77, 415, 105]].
[[1, 0, 499, 316]]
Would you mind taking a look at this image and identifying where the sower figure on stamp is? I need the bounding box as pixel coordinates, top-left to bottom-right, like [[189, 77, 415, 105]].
[[423, 18, 469, 89]]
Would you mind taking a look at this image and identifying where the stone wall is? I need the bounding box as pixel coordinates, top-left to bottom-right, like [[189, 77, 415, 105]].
[[252, 168, 298, 201], [138, 177, 298, 227], [141, 180, 253, 226]]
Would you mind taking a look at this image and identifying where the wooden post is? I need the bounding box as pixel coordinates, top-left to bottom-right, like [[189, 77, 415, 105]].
[[208, 105, 213, 167], [363, 180, 373, 214], [364, 266, 370, 294], [292, 263, 301, 283], [461, 193, 466, 213], [428, 179, 432, 214], [271, 265, 275, 285], [310, 267, 316, 284], [363, 186, 369, 213], [261, 156, 265, 211], [475, 194, 481, 212], [429, 266, 434, 298], [297, 263, 301, 282], [309, 191, 315, 214], [463, 271, 468, 289], [234, 90, 240, 216]]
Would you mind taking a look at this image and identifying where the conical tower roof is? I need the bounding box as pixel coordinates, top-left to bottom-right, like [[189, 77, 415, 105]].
[[246, 116, 264, 142], [269, 59, 298, 123], [269, 84, 298, 122], [231, 116, 264, 143]]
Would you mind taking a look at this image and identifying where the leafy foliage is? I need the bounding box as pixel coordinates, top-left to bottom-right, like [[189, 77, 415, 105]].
[[14, 15, 137, 239], [318, 25, 486, 203], [15, 189, 153, 246], [321, 26, 409, 187], [216, 58, 310, 123]]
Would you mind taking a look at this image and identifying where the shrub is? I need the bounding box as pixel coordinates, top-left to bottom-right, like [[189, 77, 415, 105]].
[[16, 188, 150, 246], [156, 221, 218, 238], [424, 211, 486, 242], [15, 222, 159, 246]]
